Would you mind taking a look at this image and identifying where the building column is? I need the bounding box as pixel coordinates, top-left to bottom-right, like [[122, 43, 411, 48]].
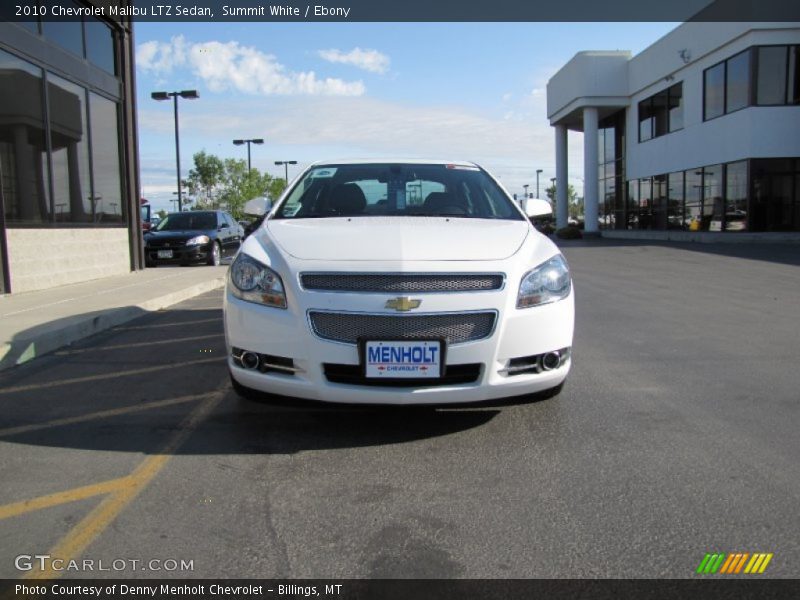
[[583, 106, 599, 234], [555, 124, 568, 229]]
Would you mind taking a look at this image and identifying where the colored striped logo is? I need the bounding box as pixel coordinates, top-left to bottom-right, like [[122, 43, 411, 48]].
[[696, 552, 773, 574]]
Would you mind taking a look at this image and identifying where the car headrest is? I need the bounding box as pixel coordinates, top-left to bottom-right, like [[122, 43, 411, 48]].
[[329, 183, 367, 214], [424, 192, 462, 211]]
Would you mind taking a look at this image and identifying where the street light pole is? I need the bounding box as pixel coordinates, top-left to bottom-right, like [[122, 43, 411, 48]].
[[536, 169, 543, 199], [151, 90, 199, 212], [274, 160, 298, 184], [523, 184, 529, 199], [233, 138, 264, 172]]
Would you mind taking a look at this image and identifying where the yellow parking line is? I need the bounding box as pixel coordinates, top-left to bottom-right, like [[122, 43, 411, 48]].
[[0, 477, 130, 521], [0, 357, 224, 396], [56, 334, 222, 356], [0, 392, 213, 438], [23, 389, 225, 580], [113, 318, 220, 331]]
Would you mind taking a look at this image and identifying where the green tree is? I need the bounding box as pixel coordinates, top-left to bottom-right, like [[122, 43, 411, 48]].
[[183, 151, 286, 219], [183, 151, 225, 208], [157, 209, 168, 219], [545, 183, 577, 204]]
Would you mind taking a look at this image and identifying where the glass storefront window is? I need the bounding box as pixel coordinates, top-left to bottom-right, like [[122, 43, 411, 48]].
[[726, 51, 750, 112], [667, 171, 684, 229], [85, 17, 115, 74], [652, 175, 668, 230], [703, 164, 723, 231], [756, 46, 788, 105], [685, 169, 702, 231], [48, 74, 93, 223], [725, 161, 748, 231], [89, 93, 123, 222], [704, 62, 725, 120], [638, 177, 652, 229], [0, 50, 50, 224]]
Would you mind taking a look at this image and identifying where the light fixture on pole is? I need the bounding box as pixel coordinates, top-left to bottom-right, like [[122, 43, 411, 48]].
[[536, 169, 543, 199], [523, 184, 529, 199], [274, 160, 298, 184], [151, 90, 199, 212], [233, 138, 264, 172]]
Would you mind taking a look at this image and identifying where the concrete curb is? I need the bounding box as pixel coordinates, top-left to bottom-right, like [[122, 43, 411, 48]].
[[0, 277, 225, 373]]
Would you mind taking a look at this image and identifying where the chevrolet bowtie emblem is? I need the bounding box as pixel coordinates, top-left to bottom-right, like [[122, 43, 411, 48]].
[[385, 296, 422, 312]]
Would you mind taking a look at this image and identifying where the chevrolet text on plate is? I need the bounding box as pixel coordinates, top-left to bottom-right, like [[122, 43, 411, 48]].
[[224, 159, 574, 405]]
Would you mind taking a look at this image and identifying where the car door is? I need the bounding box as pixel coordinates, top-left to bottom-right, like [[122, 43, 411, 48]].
[[223, 213, 242, 255]]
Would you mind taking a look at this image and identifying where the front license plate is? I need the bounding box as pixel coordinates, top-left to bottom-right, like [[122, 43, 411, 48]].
[[364, 340, 443, 378], [157, 249, 173, 259]]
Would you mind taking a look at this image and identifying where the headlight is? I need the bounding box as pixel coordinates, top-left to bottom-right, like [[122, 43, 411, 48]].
[[517, 254, 571, 308], [229, 254, 287, 309], [185, 235, 210, 246]]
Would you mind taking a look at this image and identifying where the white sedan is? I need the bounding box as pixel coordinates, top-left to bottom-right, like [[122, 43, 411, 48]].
[[224, 159, 574, 405]]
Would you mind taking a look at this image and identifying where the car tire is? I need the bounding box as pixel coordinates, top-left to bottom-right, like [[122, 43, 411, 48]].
[[207, 242, 221, 266]]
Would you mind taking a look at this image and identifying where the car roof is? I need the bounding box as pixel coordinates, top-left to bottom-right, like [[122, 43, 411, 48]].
[[308, 158, 480, 168]]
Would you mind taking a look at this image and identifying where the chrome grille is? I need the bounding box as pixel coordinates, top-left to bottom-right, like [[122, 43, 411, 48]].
[[308, 311, 497, 345], [300, 273, 503, 293]]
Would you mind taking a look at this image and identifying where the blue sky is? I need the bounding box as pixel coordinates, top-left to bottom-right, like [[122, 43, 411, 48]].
[[136, 22, 678, 212]]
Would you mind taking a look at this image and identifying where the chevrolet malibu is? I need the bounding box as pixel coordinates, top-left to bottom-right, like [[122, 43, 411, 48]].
[[224, 160, 574, 405]]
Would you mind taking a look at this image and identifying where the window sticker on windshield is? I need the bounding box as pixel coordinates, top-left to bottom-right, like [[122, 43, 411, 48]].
[[446, 164, 480, 171], [309, 168, 337, 179]]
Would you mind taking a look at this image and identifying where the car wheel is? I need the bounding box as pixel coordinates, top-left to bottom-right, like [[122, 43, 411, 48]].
[[207, 242, 221, 266]]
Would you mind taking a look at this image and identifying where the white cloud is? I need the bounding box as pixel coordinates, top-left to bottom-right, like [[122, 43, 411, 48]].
[[136, 36, 364, 96], [318, 48, 390, 74]]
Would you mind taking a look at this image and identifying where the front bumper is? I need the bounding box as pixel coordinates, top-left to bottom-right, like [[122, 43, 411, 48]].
[[145, 242, 212, 264], [224, 285, 574, 405]]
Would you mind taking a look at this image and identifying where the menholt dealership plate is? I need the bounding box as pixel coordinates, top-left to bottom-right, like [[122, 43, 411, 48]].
[[363, 340, 443, 379]]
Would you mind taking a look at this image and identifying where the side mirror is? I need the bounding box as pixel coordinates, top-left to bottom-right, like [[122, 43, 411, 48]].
[[243, 196, 273, 217], [521, 197, 553, 218]]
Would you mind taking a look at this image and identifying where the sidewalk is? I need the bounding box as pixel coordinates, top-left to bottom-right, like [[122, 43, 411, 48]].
[[0, 266, 228, 373]]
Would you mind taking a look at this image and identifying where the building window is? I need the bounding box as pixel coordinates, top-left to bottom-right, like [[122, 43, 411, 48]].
[[0, 50, 50, 225], [756, 46, 787, 105], [751, 159, 800, 232], [726, 50, 751, 112], [639, 83, 683, 141], [48, 74, 93, 223], [41, 8, 84, 58], [668, 83, 683, 132], [790, 46, 800, 104], [84, 17, 116, 75], [704, 164, 724, 231], [89, 93, 123, 222], [667, 171, 684, 229], [704, 62, 725, 120], [0, 47, 126, 228], [725, 161, 748, 232], [638, 98, 654, 142]]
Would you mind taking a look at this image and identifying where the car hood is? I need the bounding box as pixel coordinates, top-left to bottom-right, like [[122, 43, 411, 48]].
[[145, 230, 212, 242], [266, 217, 530, 261]]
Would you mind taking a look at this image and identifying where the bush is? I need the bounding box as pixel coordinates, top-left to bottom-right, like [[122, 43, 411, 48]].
[[555, 226, 582, 239]]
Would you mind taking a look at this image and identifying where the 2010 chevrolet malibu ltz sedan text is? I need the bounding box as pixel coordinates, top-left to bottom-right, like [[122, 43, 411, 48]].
[[224, 160, 574, 405]]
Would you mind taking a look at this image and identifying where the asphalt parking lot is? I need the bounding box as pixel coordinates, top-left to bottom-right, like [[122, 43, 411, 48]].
[[0, 240, 798, 579]]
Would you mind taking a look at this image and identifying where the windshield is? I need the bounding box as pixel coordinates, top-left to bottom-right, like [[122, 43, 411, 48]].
[[154, 212, 217, 231], [273, 163, 524, 221]]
